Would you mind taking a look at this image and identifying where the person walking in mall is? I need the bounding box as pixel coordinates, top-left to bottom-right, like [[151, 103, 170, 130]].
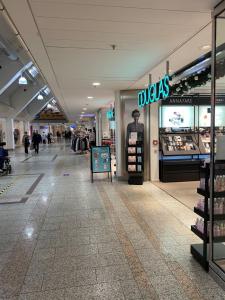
[[22, 131, 30, 154], [47, 132, 52, 144], [32, 131, 42, 154]]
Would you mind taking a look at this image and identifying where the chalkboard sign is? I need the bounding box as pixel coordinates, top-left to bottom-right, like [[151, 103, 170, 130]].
[[90, 146, 112, 182]]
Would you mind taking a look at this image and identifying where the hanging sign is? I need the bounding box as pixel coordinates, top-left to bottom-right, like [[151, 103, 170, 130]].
[[138, 75, 171, 108]]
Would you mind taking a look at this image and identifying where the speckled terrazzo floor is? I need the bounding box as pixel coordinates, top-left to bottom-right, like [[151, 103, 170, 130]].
[[0, 142, 224, 299]]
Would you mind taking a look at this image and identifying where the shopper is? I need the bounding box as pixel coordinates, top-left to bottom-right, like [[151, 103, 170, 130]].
[[89, 129, 96, 148], [32, 131, 42, 154], [42, 132, 47, 144], [47, 132, 52, 144], [22, 131, 30, 154]]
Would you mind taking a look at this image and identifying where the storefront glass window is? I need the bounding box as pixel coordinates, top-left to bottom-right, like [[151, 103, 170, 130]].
[[211, 8, 225, 275]]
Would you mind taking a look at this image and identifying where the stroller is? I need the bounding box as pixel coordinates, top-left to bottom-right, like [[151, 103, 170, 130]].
[[0, 142, 12, 176]]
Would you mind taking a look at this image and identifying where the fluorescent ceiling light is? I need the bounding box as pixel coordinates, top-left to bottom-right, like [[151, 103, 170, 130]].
[[92, 82, 101, 87], [28, 65, 38, 78], [87, 96, 93, 99], [18, 75, 27, 85], [43, 87, 51, 95], [37, 94, 44, 100]]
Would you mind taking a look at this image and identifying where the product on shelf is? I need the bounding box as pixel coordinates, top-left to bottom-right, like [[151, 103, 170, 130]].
[[128, 147, 136, 154], [128, 156, 136, 163], [129, 139, 137, 145], [128, 165, 136, 172], [195, 218, 210, 235], [137, 147, 142, 154], [213, 221, 225, 237], [214, 198, 225, 214], [214, 175, 225, 192], [196, 198, 208, 212], [137, 165, 142, 172], [137, 156, 142, 163]]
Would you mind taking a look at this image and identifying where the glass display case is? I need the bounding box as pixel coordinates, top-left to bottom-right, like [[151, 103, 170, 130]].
[[161, 133, 200, 156]]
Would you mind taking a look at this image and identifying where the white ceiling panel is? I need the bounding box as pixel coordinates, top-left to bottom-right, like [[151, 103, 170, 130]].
[[1, 0, 221, 121]]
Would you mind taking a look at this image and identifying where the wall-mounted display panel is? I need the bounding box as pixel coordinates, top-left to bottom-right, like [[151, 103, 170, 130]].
[[160, 106, 195, 128]]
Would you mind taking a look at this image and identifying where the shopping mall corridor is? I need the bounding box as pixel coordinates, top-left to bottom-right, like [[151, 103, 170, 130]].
[[0, 142, 224, 300]]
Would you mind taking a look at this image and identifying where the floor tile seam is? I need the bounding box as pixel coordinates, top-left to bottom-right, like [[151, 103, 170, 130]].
[[15, 197, 53, 296], [116, 186, 206, 300], [96, 184, 160, 300], [19, 287, 66, 297], [150, 182, 194, 212]]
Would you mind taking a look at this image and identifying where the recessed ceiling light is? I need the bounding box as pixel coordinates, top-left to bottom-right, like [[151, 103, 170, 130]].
[[87, 96, 93, 99], [83, 107, 87, 111], [92, 82, 101, 87], [200, 45, 211, 51]]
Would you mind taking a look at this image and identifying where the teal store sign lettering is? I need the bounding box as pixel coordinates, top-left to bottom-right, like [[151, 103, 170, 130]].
[[138, 75, 171, 108]]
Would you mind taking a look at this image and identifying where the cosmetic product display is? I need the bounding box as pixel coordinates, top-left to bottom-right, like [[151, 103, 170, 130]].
[[196, 199, 209, 212], [128, 165, 136, 172], [213, 222, 225, 237], [214, 198, 225, 214], [128, 147, 136, 154], [191, 161, 225, 271], [161, 134, 199, 155], [128, 156, 136, 163], [214, 175, 225, 192], [195, 218, 209, 235]]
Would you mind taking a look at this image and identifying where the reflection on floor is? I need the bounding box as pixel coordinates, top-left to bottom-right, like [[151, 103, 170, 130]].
[[0, 142, 224, 299], [153, 181, 199, 210]]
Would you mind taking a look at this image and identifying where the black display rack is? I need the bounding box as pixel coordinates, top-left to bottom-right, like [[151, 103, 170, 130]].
[[126, 141, 144, 185], [191, 162, 225, 270]]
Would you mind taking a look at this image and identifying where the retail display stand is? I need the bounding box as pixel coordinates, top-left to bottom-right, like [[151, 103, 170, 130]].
[[126, 141, 144, 185], [90, 146, 112, 183], [191, 161, 225, 270]]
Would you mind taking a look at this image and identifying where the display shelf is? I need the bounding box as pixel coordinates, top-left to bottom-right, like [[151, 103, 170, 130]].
[[191, 242, 225, 271], [126, 141, 144, 185], [160, 133, 200, 156], [197, 188, 225, 198], [191, 225, 209, 242], [194, 207, 225, 221], [194, 207, 209, 219], [213, 236, 225, 243], [191, 244, 209, 270], [214, 214, 225, 221]]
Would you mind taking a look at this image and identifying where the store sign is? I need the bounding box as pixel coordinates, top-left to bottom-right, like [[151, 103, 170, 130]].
[[106, 110, 114, 120], [166, 97, 193, 105], [138, 75, 171, 108]]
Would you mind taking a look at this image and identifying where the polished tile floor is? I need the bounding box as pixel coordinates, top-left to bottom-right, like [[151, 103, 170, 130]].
[[0, 142, 224, 299]]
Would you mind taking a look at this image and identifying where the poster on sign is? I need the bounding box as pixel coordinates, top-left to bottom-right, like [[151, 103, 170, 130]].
[[90, 146, 112, 182]]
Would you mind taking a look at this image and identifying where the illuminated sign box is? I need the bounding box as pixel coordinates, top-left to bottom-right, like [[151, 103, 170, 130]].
[[138, 75, 171, 108], [106, 110, 114, 119]]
